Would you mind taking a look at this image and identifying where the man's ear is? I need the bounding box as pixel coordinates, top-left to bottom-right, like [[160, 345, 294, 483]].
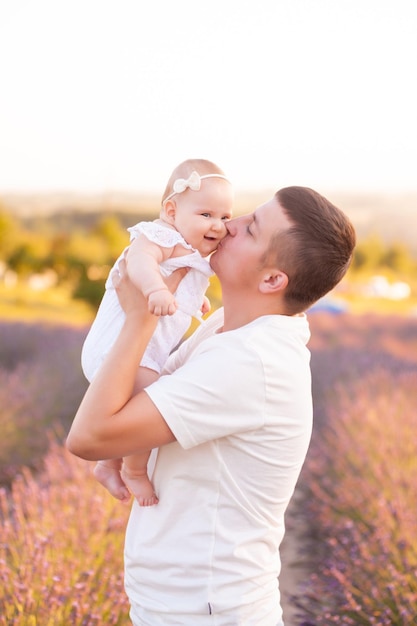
[[162, 200, 176, 224], [259, 270, 288, 294]]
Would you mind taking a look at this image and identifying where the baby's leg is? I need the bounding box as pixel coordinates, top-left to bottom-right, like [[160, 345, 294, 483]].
[[94, 366, 159, 505], [94, 458, 131, 503], [121, 451, 159, 506], [121, 366, 160, 506]]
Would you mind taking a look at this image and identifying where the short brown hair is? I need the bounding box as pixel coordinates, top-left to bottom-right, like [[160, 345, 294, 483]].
[[268, 186, 356, 314]]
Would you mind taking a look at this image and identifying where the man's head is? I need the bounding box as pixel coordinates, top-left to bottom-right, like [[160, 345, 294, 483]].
[[211, 187, 356, 316], [264, 186, 356, 313]]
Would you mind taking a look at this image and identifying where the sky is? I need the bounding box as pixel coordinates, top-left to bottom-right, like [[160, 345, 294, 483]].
[[0, 0, 416, 195]]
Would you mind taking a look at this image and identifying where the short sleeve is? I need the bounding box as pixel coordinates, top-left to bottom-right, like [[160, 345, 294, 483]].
[[145, 337, 266, 449], [128, 221, 193, 250]]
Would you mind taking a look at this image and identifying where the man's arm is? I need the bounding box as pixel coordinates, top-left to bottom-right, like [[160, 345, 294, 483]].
[[66, 260, 180, 461]]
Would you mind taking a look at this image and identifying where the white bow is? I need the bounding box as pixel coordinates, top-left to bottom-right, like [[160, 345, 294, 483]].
[[172, 171, 202, 194]]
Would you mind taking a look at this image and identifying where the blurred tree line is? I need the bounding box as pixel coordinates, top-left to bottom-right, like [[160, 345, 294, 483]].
[[0, 205, 416, 309], [351, 233, 417, 277], [0, 207, 131, 308]]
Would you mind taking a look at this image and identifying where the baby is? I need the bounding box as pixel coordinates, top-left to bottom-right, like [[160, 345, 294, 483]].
[[81, 158, 234, 505]]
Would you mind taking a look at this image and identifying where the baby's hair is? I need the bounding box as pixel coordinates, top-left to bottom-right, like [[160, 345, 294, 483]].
[[161, 159, 226, 204]]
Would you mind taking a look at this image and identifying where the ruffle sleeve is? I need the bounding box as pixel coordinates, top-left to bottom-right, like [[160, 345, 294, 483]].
[[128, 221, 194, 250]]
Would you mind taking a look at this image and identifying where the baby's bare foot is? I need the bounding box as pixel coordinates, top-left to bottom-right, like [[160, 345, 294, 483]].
[[121, 467, 159, 506], [94, 461, 131, 502]]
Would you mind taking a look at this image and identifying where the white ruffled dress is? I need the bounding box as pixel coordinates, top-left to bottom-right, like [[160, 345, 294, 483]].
[[81, 221, 213, 380]]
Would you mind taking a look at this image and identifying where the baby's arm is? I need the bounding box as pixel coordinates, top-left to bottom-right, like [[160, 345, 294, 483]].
[[126, 235, 177, 316]]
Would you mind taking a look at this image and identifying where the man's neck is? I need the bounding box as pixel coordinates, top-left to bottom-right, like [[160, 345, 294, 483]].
[[221, 292, 290, 332]]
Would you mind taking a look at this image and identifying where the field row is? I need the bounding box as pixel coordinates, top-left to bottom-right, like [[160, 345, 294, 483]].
[[1, 313, 416, 624]]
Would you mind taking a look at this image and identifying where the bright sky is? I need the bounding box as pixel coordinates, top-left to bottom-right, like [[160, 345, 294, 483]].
[[0, 0, 416, 194]]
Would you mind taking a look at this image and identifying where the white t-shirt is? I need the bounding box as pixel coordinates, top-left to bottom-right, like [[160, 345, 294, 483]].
[[124, 308, 313, 626]]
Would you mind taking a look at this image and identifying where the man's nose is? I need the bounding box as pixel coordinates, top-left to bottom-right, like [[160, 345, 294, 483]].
[[225, 215, 244, 235]]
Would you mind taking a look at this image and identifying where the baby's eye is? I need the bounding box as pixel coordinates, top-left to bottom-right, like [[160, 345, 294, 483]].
[[221, 215, 231, 221], [201, 212, 210, 218]]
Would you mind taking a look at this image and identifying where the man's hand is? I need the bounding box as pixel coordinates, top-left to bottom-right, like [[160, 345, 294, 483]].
[[112, 258, 150, 319]]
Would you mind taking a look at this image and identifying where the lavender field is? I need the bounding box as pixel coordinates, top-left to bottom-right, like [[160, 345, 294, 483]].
[[1, 313, 417, 624], [0, 321, 89, 485], [293, 312, 417, 625]]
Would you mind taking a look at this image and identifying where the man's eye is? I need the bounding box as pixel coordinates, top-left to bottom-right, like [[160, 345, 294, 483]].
[[246, 225, 252, 235]]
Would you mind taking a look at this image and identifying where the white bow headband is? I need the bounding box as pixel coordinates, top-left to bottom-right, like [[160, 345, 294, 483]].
[[164, 170, 230, 202]]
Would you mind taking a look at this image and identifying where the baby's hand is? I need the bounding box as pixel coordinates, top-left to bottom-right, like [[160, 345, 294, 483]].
[[148, 288, 177, 316], [201, 295, 211, 316]]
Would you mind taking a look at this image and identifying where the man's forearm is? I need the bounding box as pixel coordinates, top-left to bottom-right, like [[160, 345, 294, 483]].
[[67, 310, 158, 457]]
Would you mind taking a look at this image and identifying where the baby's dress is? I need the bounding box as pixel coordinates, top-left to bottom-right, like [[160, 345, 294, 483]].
[[81, 221, 213, 381]]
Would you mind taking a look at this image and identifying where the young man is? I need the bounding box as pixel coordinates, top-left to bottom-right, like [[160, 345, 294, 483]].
[[67, 186, 356, 626]]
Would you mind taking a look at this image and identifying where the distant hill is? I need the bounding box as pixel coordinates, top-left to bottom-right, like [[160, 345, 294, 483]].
[[329, 191, 416, 252], [0, 191, 160, 219], [1, 189, 416, 253]]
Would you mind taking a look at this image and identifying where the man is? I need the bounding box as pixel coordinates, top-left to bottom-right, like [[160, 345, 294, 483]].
[[67, 186, 356, 626]]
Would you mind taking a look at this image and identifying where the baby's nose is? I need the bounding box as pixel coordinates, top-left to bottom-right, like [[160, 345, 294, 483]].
[[211, 218, 226, 231]]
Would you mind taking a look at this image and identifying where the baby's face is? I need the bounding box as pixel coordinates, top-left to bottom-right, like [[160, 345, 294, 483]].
[[172, 179, 233, 256]]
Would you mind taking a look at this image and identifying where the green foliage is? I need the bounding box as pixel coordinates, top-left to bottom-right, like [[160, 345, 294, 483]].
[[0, 210, 129, 307], [0, 211, 21, 261], [92, 215, 130, 259], [1, 207, 416, 315], [65, 231, 111, 267], [73, 272, 106, 308], [351, 234, 417, 276], [382, 241, 416, 274], [7, 234, 51, 275]]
